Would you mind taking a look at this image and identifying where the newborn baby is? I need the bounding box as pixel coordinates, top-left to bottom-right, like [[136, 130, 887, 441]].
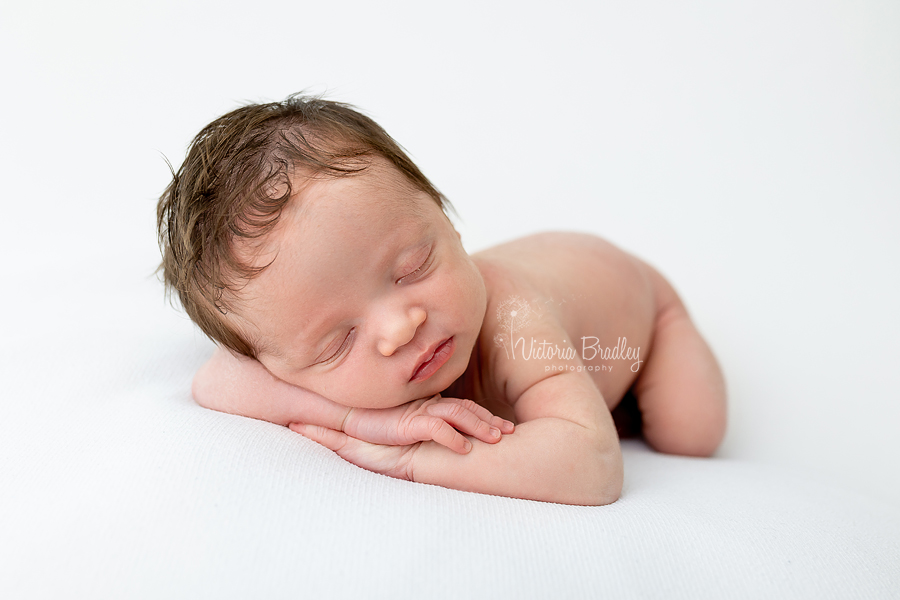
[[158, 94, 726, 506]]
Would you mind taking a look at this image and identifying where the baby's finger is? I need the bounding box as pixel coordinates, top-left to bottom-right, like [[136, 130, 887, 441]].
[[415, 417, 473, 454], [289, 423, 349, 453], [443, 398, 515, 435], [494, 416, 515, 434], [425, 401, 503, 445]]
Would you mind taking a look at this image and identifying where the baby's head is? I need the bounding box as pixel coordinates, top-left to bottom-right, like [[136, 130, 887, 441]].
[[158, 94, 487, 408]]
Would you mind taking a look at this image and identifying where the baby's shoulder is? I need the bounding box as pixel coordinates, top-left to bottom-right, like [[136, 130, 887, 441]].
[[471, 232, 610, 333], [469, 233, 601, 406], [473, 231, 622, 270], [471, 230, 655, 350], [472, 231, 631, 294]]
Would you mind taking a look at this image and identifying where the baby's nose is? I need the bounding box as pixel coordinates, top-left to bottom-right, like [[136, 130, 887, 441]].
[[377, 307, 427, 357]]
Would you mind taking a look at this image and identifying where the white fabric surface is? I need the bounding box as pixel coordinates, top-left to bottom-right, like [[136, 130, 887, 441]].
[[2, 279, 898, 599]]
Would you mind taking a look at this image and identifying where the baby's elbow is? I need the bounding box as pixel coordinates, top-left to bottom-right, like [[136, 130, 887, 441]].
[[578, 481, 621, 507], [191, 369, 211, 408], [191, 362, 220, 411], [592, 489, 621, 507], [594, 447, 624, 506], [573, 434, 624, 507]]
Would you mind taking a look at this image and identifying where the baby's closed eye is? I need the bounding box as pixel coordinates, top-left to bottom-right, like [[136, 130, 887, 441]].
[[397, 244, 434, 284], [317, 328, 356, 365]]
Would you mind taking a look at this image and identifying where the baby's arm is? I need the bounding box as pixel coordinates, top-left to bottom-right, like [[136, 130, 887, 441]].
[[192, 347, 513, 454], [410, 370, 622, 505], [296, 368, 622, 506]]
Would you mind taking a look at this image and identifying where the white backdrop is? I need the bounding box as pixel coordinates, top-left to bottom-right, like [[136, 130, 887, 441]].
[[1, 0, 898, 507]]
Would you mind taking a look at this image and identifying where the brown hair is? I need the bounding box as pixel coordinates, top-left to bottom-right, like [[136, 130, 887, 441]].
[[156, 93, 450, 358]]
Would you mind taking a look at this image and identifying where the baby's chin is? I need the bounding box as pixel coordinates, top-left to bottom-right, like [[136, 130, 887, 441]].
[[357, 379, 460, 409], [354, 363, 468, 409]]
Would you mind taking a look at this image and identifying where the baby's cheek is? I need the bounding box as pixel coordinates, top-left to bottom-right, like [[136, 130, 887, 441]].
[[460, 267, 487, 323]]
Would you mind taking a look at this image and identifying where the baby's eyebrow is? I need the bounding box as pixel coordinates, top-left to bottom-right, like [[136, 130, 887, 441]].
[[374, 217, 433, 274]]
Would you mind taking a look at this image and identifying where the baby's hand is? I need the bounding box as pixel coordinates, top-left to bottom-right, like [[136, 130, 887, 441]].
[[287, 395, 517, 480], [342, 394, 515, 454], [340, 395, 514, 455], [290, 423, 420, 480]]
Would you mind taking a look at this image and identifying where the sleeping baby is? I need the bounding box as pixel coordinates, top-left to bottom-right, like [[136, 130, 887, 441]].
[[157, 94, 726, 506]]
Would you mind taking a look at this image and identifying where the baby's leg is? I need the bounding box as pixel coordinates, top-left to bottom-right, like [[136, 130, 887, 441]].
[[630, 265, 727, 457]]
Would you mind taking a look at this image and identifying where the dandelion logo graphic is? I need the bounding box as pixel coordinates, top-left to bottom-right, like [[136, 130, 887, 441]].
[[493, 295, 535, 359]]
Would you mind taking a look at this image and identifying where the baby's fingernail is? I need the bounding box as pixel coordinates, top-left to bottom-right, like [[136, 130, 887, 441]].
[[490, 427, 501, 438], [464, 440, 472, 451]]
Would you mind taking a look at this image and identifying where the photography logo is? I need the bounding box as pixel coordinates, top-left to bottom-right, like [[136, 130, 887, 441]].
[[492, 294, 643, 372], [493, 295, 535, 359]]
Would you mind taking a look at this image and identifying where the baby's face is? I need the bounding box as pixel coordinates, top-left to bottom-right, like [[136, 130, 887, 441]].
[[234, 161, 487, 409]]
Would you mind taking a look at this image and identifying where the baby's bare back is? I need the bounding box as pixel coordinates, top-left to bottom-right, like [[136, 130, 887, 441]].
[[463, 231, 726, 457], [468, 232, 660, 412]]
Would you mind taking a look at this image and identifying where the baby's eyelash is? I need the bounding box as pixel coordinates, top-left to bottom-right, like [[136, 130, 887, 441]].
[[397, 248, 433, 284], [319, 328, 355, 365]]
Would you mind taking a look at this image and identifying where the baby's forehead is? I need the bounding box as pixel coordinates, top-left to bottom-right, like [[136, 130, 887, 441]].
[[239, 166, 434, 267], [301, 156, 434, 213], [288, 178, 433, 247]]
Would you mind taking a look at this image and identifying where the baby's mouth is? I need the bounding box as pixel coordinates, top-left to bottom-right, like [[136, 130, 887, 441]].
[[410, 337, 455, 383]]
